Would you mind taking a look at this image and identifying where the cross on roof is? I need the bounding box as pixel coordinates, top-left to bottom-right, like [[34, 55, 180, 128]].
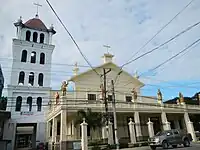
[[103, 45, 111, 54], [34, 2, 42, 17]]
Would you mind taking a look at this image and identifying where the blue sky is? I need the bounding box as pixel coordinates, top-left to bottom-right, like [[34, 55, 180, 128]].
[[0, 0, 200, 100]]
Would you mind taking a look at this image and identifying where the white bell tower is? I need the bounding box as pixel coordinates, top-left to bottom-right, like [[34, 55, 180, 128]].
[[4, 14, 56, 149]]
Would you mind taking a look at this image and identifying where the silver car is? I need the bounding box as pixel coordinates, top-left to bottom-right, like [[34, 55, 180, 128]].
[[148, 129, 192, 150]]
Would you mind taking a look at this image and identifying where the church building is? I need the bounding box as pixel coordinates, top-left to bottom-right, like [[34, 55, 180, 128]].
[[47, 54, 200, 150], [3, 14, 56, 150]]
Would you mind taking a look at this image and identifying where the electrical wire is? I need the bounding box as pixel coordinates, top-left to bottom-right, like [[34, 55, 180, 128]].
[[113, 20, 200, 85], [121, 21, 200, 67], [45, 0, 100, 76], [5, 99, 200, 111], [123, 0, 195, 65], [0, 57, 91, 68], [141, 38, 200, 77]]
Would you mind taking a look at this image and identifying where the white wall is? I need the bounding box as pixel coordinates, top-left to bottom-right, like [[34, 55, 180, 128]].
[[5, 22, 55, 149], [63, 63, 157, 104], [11, 39, 54, 87]]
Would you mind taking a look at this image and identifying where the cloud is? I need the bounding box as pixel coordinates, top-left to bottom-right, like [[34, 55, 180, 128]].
[[0, 0, 200, 99]]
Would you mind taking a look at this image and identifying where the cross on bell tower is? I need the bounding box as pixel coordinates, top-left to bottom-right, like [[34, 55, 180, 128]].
[[34, 2, 42, 18]]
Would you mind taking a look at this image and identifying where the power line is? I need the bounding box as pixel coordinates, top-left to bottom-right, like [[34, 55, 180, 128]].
[[45, 0, 100, 76], [121, 20, 200, 68], [4, 100, 200, 112], [142, 38, 200, 76], [123, 0, 195, 65], [113, 20, 200, 86], [141, 76, 200, 87], [122, 75, 200, 90], [144, 83, 200, 90], [0, 57, 91, 68], [3, 90, 198, 102], [139, 41, 200, 78]]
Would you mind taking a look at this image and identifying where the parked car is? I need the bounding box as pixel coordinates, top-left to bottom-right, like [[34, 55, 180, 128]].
[[148, 129, 192, 150]]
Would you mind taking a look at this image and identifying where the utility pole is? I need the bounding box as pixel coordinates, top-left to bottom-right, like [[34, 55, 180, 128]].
[[103, 68, 111, 126], [111, 80, 119, 150]]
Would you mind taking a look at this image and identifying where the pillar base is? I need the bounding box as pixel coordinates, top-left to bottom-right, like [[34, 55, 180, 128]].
[[187, 121, 197, 142], [163, 121, 171, 131], [60, 140, 81, 150], [136, 136, 143, 142], [60, 141, 68, 150]]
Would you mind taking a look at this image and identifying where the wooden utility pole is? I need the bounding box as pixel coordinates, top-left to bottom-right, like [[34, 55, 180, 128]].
[[111, 80, 119, 149]]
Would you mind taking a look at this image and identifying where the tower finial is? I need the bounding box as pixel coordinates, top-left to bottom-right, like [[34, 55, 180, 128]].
[[73, 62, 79, 76], [34, 2, 42, 18]]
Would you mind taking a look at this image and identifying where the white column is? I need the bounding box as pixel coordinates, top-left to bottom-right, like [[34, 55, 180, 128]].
[[52, 117, 57, 143], [47, 121, 51, 141], [108, 121, 114, 145], [102, 126, 108, 139], [161, 112, 171, 130], [36, 122, 46, 144], [184, 112, 197, 142], [32, 125, 37, 149], [147, 118, 154, 138], [128, 118, 136, 144], [17, 26, 22, 39], [60, 110, 67, 141], [134, 112, 142, 140], [80, 118, 88, 150], [72, 120, 75, 135], [10, 123, 16, 150], [8, 123, 16, 150], [49, 32, 53, 44]]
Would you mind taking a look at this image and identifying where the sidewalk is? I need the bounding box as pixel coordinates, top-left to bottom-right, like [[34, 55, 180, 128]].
[[116, 146, 149, 150]]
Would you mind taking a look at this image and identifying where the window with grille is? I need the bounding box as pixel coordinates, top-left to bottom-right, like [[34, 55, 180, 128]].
[[27, 97, 32, 111], [15, 96, 22, 111], [87, 94, 96, 101], [126, 96, 132, 102], [108, 95, 112, 102]]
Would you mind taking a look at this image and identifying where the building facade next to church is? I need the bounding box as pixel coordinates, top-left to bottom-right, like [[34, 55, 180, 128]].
[[3, 15, 56, 150], [47, 54, 200, 150], [0, 65, 4, 97]]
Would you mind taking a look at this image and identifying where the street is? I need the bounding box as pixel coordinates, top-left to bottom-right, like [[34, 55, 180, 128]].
[[122, 143, 200, 150]]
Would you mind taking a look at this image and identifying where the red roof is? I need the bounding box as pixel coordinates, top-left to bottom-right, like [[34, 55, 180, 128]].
[[24, 18, 48, 31]]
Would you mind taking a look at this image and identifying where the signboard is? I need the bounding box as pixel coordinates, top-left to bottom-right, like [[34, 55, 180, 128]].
[[20, 111, 34, 116], [73, 141, 81, 150]]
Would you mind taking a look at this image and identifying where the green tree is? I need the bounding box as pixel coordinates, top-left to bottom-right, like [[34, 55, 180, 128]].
[[74, 108, 103, 140], [0, 96, 7, 110]]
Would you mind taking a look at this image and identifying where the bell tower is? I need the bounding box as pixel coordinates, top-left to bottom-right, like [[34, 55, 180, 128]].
[[5, 15, 56, 150]]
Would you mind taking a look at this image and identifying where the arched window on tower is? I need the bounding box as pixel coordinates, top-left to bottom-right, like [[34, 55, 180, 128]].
[[31, 51, 36, 63], [38, 73, 44, 86], [37, 97, 42, 111], [40, 53, 45, 64], [33, 32, 38, 43], [28, 72, 34, 86], [26, 30, 31, 41], [18, 71, 25, 85], [27, 96, 32, 111], [40, 33, 45, 43], [21, 50, 27, 62], [15, 96, 22, 111]]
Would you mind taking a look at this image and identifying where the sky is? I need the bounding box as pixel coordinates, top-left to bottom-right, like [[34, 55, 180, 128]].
[[0, 0, 200, 100]]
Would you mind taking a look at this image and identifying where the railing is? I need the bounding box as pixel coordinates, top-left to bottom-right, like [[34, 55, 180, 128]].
[[48, 99, 200, 114]]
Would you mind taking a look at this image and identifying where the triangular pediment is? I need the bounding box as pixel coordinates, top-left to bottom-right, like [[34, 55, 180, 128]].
[[69, 62, 144, 88]]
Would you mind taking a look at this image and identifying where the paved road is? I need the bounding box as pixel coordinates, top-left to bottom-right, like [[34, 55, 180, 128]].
[[122, 143, 200, 150]]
